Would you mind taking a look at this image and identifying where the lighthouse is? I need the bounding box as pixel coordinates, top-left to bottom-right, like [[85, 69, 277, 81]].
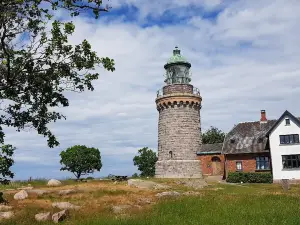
[[155, 47, 203, 178]]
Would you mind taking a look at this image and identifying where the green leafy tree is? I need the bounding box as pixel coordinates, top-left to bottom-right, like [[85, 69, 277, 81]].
[[133, 147, 157, 177], [0, 145, 15, 183], [131, 173, 139, 178], [60, 145, 102, 179], [202, 126, 226, 144], [0, 0, 115, 147]]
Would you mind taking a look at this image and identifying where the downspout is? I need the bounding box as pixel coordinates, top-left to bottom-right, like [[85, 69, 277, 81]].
[[221, 132, 229, 180]]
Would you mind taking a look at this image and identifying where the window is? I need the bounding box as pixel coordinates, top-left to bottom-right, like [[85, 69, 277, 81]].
[[279, 134, 299, 144], [169, 151, 173, 159], [236, 161, 242, 171], [282, 155, 300, 169], [285, 119, 290, 125], [230, 139, 235, 144], [256, 156, 270, 170]]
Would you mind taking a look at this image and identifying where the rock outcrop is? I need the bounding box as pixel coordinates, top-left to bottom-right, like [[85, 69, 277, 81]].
[[14, 190, 28, 200], [155, 191, 181, 198], [52, 202, 80, 210], [52, 210, 69, 223], [0, 211, 14, 220], [47, 179, 62, 187], [35, 212, 52, 222]]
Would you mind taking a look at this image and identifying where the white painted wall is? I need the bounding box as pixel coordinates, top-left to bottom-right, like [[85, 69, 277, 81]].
[[269, 116, 300, 181]]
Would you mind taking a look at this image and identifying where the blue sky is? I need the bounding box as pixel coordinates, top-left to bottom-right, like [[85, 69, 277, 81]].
[[5, 0, 300, 180]]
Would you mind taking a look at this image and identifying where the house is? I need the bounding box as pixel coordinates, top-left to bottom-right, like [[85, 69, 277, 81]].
[[198, 110, 300, 183], [197, 143, 224, 177], [221, 110, 275, 177], [266, 110, 300, 183]]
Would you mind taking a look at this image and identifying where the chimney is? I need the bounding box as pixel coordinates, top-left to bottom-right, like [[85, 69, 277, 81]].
[[260, 110, 267, 123]]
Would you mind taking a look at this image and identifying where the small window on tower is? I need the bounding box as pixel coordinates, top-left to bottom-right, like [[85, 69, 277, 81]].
[[230, 139, 235, 144], [169, 151, 173, 159], [285, 119, 290, 125]]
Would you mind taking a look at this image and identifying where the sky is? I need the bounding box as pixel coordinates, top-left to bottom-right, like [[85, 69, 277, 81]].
[[4, 0, 300, 180]]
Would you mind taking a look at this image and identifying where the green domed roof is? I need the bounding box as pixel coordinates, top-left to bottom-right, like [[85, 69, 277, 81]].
[[164, 47, 191, 68]]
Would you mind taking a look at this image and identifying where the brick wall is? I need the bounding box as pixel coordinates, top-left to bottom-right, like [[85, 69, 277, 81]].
[[163, 84, 193, 95], [197, 154, 225, 176], [225, 153, 271, 177]]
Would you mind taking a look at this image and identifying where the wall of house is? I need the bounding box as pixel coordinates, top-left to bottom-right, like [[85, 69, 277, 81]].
[[197, 154, 224, 176], [225, 153, 271, 176], [269, 116, 300, 181]]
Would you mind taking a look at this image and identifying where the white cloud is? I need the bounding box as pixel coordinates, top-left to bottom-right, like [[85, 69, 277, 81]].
[[4, 0, 300, 178]]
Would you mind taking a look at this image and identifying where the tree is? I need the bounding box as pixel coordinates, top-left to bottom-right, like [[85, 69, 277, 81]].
[[60, 145, 102, 179], [202, 126, 226, 144], [0, 144, 15, 184], [0, 1, 115, 147], [131, 173, 139, 178], [133, 147, 157, 177]]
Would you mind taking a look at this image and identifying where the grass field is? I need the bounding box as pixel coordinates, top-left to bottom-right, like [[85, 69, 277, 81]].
[[1, 179, 300, 225]]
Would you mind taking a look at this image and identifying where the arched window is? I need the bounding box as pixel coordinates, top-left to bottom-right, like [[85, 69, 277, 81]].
[[211, 156, 221, 162], [169, 151, 173, 159]]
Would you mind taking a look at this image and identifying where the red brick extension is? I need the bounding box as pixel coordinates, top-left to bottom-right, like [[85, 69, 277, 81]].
[[197, 154, 225, 176], [198, 153, 271, 178], [224, 153, 271, 177]]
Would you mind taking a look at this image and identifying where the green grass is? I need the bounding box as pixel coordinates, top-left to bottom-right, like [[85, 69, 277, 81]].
[[76, 189, 300, 225], [2, 182, 300, 225]]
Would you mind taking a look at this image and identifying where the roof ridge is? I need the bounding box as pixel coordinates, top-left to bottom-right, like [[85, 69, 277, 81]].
[[237, 119, 277, 124]]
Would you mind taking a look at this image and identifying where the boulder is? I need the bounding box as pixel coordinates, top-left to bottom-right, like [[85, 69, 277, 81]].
[[27, 189, 50, 196], [35, 212, 51, 222], [0, 205, 13, 211], [14, 190, 28, 200], [52, 202, 80, 210], [0, 211, 14, 220], [128, 179, 170, 190], [52, 210, 69, 223], [112, 205, 131, 214], [58, 189, 76, 195], [155, 191, 181, 198], [47, 179, 62, 187]]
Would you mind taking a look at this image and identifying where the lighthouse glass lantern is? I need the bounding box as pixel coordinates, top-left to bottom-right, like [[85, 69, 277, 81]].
[[164, 47, 191, 85]]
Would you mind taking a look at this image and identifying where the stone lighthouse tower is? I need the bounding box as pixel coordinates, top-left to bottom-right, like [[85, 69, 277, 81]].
[[155, 47, 202, 178]]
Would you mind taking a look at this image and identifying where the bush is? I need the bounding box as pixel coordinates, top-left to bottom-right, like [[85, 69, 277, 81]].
[[86, 177, 94, 180], [226, 172, 273, 183]]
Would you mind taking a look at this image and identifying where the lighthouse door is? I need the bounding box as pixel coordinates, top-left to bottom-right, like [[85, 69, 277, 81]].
[[211, 157, 222, 175]]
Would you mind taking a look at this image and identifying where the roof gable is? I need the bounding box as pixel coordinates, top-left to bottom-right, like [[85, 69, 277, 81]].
[[265, 110, 300, 136]]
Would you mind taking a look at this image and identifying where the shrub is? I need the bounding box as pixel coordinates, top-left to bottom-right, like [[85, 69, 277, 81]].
[[226, 172, 273, 183], [86, 177, 94, 180]]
